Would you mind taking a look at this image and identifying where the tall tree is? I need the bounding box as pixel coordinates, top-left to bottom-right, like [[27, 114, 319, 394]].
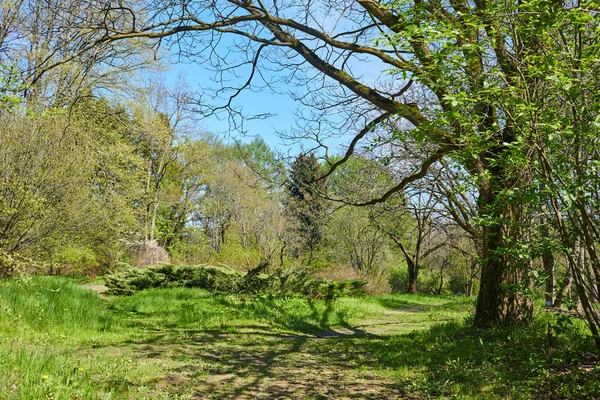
[[156, 137, 213, 250], [286, 153, 326, 264], [0, 94, 143, 263]]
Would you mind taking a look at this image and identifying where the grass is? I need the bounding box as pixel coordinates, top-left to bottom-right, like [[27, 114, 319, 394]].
[[0, 276, 598, 399], [0, 276, 118, 334]]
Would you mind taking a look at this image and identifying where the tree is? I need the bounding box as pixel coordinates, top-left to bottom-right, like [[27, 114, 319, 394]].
[[371, 185, 445, 294], [328, 205, 391, 278], [0, 0, 156, 107], [233, 138, 285, 189], [128, 80, 196, 247], [285, 153, 326, 264], [195, 139, 287, 267], [0, 95, 144, 266], [325, 156, 398, 279], [135, 111, 177, 244], [156, 137, 213, 251]]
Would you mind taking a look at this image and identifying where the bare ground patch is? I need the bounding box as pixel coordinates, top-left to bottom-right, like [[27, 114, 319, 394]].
[[95, 329, 410, 399], [77, 288, 443, 398], [80, 284, 112, 301]]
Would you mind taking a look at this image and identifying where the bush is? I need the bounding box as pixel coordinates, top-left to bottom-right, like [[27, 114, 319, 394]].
[[104, 263, 241, 295], [104, 263, 369, 298], [304, 278, 368, 299], [389, 267, 408, 293], [168, 237, 215, 265], [51, 245, 100, 277], [275, 266, 368, 298], [0, 250, 47, 278], [419, 273, 441, 294], [447, 274, 479, 296]]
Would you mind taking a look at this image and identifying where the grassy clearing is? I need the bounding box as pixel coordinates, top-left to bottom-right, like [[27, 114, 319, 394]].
[[111, 289, 465, 333], [0, 276, 598, 399]]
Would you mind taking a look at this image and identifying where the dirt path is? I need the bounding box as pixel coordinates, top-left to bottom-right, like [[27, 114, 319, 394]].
[[97, 329, 409, 399], [80, 284, 111, 301], [79, 287, 431, 398]]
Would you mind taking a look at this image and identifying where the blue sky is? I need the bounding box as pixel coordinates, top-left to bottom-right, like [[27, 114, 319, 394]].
[[166, 61, 308, 155], [161, 26, 392, 158]]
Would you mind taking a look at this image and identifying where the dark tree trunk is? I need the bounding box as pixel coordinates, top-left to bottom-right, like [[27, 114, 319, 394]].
[[544, 251, 555, 307], [467, 259, 478, 297], [406, 257, 418, 294], [474, 182, 534, 328], [437, 260, 447, 295], [541, 208, 555, 306]]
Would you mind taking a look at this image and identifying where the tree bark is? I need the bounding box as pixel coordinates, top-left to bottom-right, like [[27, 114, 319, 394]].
[[544, 252, 555, 307], [437, 266, 444, 295], [474, 182, 534, 328], [541, 194, 555, 306], [406, 256, 418, 294]]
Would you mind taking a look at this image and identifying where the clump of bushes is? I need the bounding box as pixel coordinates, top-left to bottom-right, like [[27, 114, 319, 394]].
[[104, 263, 368, 298], [389, 267, 409, 293], [50, 245, 101, 277], [0, 250, 47, 278], [104, 263, 241, 295]]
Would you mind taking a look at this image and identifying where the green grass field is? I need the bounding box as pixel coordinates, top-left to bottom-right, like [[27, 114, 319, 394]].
[[0, 276, 598, 399]]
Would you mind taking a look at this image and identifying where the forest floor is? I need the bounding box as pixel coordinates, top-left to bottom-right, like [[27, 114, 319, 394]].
[[0, 277, 598, 399]]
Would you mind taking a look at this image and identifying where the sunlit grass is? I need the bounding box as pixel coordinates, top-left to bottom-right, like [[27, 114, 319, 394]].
[[113, 288, 386, 332], [0, 276, 118, 334]]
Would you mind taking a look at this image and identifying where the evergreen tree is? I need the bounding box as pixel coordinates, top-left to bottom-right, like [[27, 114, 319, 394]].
[[285, 153, 326, 264]]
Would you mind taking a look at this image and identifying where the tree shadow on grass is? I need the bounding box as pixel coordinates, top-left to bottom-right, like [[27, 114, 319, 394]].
[[209, 295, 349, 333], [373, 297, 414, 310], [105, 293, 598, 399], [124, 326, 405, 400], [105, 295, 404, 398], [327, 321, 600, 399]]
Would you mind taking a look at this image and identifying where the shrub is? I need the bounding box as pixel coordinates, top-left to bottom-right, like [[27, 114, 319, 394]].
[[270, 266, 367, 298], [447, 274, 479, 296], [303, 277, 368, 299], [104, 263, 243, 295], [389, 267, 408, 293], [51, 245, 100, 277], [168, 237, 215, 265], [0, 250, 47, 278], [105, 263, 368, 298]]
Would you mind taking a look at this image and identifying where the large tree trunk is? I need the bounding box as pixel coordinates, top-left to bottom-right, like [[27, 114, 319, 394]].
[[406, 256, 418, 294], [474, 182, 534, 328]]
